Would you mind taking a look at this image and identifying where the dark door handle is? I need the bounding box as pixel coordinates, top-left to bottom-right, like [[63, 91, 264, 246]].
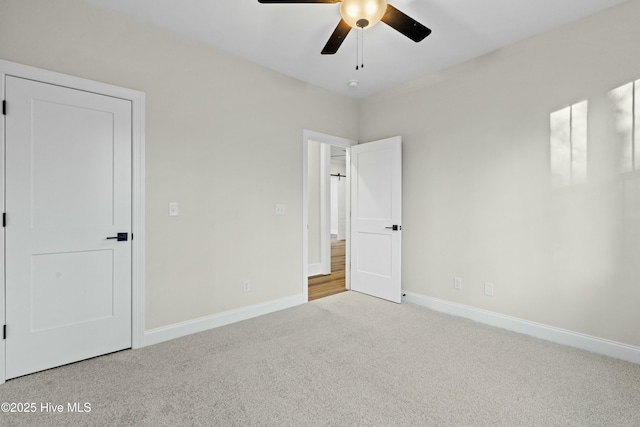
[[385, 225, 401, 231], [106, 232, 128, 241]]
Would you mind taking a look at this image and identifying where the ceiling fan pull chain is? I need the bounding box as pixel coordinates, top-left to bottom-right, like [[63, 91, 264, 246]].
[[355, 28, 359, 70], [361, 29, 364, 69]]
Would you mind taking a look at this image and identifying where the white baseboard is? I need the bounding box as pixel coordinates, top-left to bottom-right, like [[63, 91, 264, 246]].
[[143, 294, 306, 347], [308, 263, 321, 277], [402, 291, 640, 365]]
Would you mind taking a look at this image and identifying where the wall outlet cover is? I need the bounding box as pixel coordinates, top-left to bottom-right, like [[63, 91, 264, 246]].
[[168, 202, 179, 217], [484, 283, 494, 296]]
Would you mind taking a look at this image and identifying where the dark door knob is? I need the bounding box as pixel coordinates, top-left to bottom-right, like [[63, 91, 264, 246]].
[[106, 232, 128, 241]]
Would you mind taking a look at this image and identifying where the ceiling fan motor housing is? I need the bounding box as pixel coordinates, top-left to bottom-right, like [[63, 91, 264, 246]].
[[340, 0, 387, 29]]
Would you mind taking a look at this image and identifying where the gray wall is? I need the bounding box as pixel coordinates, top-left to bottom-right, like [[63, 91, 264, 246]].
[[2, 0, 639, 348], [0, 0, 358, 329], [360, 0, 640, 346]]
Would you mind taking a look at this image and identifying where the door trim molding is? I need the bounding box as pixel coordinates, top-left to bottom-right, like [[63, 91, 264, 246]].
[[302, 130, 356, 301], [0, 59, 146, 384]]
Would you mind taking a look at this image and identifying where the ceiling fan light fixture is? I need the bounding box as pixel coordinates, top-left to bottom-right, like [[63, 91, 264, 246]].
[[339, 0, 387, 29]]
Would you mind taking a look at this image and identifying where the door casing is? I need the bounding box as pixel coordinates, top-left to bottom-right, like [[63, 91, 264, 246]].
[[0, 59, 146, 384]]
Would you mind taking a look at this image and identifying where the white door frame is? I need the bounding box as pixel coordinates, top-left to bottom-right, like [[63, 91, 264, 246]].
[[302, 130, 356, 301], [0, 59, 146, 384]]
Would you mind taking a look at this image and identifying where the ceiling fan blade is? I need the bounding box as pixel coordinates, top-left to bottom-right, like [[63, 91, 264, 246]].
[[381, 4, 431, 42], [321, 19, 351, 55], [258, 1, 340, 3]]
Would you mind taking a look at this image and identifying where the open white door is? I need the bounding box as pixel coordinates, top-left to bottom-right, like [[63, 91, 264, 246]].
[[350, 136, 402, 303]]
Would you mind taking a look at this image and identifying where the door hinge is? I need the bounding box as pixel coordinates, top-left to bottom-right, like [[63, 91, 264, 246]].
[[2, 212, 5, 227], [3, 325, 6, 340], [2, 100, 5, 115]]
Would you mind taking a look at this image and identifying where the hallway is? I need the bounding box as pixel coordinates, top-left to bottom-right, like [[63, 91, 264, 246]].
[[308, 235, 346, 301]]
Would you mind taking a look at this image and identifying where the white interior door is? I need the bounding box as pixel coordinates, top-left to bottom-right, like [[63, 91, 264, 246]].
[[5, 76, 132, 379], [350, 136, 402, 303]]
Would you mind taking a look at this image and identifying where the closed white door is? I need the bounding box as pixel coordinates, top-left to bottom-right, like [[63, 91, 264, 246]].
[[350, 137, 402, 303], [5, 76, 132, 379]]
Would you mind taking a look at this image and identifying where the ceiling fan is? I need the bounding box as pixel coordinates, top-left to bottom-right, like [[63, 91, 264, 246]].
[[257, 0, 432, 55]]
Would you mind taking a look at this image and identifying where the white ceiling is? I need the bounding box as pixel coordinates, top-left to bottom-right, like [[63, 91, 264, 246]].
[[83, 0, 627, 98]]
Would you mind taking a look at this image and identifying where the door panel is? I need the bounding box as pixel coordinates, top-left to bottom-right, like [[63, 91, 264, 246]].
[[350, 137, 402, 303], [357, 233, 393, 277], [31, 100, 116, 228], [356, 151, 393, 220], [31, 250, 115, 331], [5, 76, 132, 379]]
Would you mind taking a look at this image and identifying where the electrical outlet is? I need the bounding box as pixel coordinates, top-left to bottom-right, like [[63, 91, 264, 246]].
[[484, 283, 494, 296], [243, 280, 251, 292], [275, 204, 286, 215], [454, 277, 463, 290], [168, 202, 179, 217]]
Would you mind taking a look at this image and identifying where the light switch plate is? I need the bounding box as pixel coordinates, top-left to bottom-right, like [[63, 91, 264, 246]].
[[169, 202, 179, 217], [275, 204, 285, 215]]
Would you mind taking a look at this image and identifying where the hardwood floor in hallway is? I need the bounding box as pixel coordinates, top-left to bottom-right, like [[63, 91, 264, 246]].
[[308, 235, 346, 301]]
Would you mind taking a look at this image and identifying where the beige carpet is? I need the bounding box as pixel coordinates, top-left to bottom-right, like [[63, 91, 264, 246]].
[[1, 291, 639, 426]]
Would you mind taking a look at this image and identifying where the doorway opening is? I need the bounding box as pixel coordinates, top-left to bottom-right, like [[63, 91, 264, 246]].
[[303, 131, 403, 303], [309, 145, 348, 301], [302, 130, 356, 302]]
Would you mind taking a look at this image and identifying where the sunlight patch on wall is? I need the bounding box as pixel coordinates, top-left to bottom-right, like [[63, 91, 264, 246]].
[[608, 80, 639, 173], [550, 101, 588, 188]]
